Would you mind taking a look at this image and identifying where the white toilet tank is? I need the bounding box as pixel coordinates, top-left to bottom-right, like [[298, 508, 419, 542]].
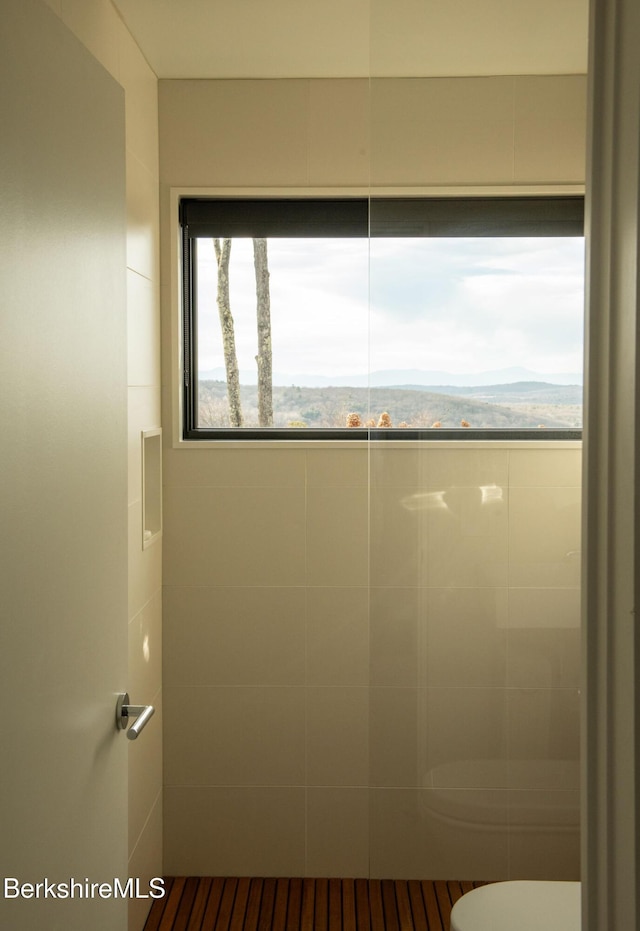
[[450, 880, 581, 931]]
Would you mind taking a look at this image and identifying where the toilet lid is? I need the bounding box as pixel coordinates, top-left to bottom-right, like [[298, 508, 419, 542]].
[[450, 881, 581, 931]]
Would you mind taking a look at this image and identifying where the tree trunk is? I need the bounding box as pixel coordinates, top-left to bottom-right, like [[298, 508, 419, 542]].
[[214, 238, 243, 427], [253, 237, 273, 426]]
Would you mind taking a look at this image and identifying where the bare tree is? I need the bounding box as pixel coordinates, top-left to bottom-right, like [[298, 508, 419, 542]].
[[213, 238, 243, 426], [199, 395, 231, 428], [253, 237, 273, 426]]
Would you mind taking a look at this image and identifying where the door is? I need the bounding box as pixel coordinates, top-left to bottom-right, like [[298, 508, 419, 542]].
[[0, 1, 129, 928]]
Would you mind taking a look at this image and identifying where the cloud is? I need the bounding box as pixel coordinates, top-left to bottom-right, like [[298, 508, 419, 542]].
[[196, 235, 585, 377]]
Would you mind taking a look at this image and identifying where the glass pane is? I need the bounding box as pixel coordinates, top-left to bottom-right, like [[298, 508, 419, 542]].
[[368, 236, 584, 429], [195, 236, 370, 429], [368, 11, 582, 883], [195, 232, 584, 431]]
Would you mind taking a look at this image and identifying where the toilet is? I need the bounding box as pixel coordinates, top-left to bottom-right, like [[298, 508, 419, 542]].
[[450, 880, 581, 931]]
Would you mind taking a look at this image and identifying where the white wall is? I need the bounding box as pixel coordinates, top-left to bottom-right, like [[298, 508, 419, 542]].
[[0, 1, 128, 927]]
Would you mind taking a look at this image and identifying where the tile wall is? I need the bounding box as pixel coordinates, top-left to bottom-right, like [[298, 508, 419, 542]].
[[45, 2, 163, 928], [367, 444, 581, 879], [159, 74, 585, 880], [162, 443, 581, 879], [159, 75, 586, 188]]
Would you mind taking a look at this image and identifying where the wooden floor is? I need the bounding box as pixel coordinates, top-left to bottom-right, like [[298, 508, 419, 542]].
[[144, 878, 491, 931]]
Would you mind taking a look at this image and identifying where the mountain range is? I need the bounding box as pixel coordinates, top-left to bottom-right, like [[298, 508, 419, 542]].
[[198, 379, 583, 429], [199, 365, 582, 388]]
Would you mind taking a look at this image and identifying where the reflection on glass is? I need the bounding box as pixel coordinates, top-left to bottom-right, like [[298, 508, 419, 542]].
[[480, 484, 504, 505]]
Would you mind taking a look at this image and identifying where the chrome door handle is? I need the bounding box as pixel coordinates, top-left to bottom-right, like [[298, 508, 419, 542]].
[[116, 692, 155, 740]]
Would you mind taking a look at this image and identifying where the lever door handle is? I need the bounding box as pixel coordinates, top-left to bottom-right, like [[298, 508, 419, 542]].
[[116, 692, 155, 740]]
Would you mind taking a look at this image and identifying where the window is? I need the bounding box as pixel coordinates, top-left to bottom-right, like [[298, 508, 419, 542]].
[[180, 197, 584, 440]]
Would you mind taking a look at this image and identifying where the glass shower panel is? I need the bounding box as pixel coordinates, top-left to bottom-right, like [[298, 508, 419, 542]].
[[366, 0, 582, 884]]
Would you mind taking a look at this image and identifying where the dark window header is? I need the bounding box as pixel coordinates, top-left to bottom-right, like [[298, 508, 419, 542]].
[[180, 196, 584, 239], [180, 198, 368, 238]]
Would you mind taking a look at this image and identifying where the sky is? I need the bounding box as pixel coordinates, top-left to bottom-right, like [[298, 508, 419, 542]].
[[196, 235, 585, 383]]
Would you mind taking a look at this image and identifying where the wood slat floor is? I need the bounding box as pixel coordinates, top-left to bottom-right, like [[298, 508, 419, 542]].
[[144, 878, 492, 931]]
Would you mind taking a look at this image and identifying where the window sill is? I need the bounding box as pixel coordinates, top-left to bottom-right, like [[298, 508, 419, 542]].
[[176, 430, 582, 450]]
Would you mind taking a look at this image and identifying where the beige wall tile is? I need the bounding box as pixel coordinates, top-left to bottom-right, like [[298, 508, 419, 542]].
[[508, 448, 582, 487], [370, 487, 422, 588], [128, 691, 162, 852], [515, 118, 586, 183], [60, 0, 120, 80], [126, 151, 159, 281], [455, 484, 508, 535], [161, 381, 172, 434], [370, 788, 509, 880], [426, 588, 507, 688], [306, 788, 370, 877], [306, 687, 369, 786], [306, 486, 368, 587], [158, 80, 309, 186], [163, 484, 306, 587], [514, 75, 587, 122], [128, 386, 161, 506], [371, 76, 514, 124], [514, 76, 587, 183], [370, 588, 420, 686], [306, 448, 368, 486], [422, 448, 509, 489], [157, 74, 588, 192], [507, 755, 580, 794], [117, 20, 159, 174], [164, 786, 306, 876], [423, 486, 509, 588], [164, 686, 305, 786], [508, 787, 580, 830], [163, 586, 305, 687], [507, 789, 580, 880], [163, 447, 306, 487], [508, 587, 580, 629], [371, 117, 515, 186], [127, 269, 160, 387], [508, 627, 581, 689], [508, 486, 581, 587], [128, 795, 163, 931], [508, 587, 581, 693], [425, 688, 507, 787], [370, 688, 420, 787], [370, 447, 421, 486], [128, 500, 162, 620], [306, 588, 369, 687], [118, 0, 162, 892], [129, 589, 162, 700], [507, 689, 580, 788], [308, 79, 369, 186]]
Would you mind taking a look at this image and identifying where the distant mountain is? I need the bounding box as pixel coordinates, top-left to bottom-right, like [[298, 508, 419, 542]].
[[198, 380, 583, 429], [199, 366, 583, 388], [398, 382, 584, 404], [368, 367, 582, 388]]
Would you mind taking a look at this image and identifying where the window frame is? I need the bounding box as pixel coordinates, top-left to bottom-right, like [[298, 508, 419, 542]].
[[180, 195, 584, 442]]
